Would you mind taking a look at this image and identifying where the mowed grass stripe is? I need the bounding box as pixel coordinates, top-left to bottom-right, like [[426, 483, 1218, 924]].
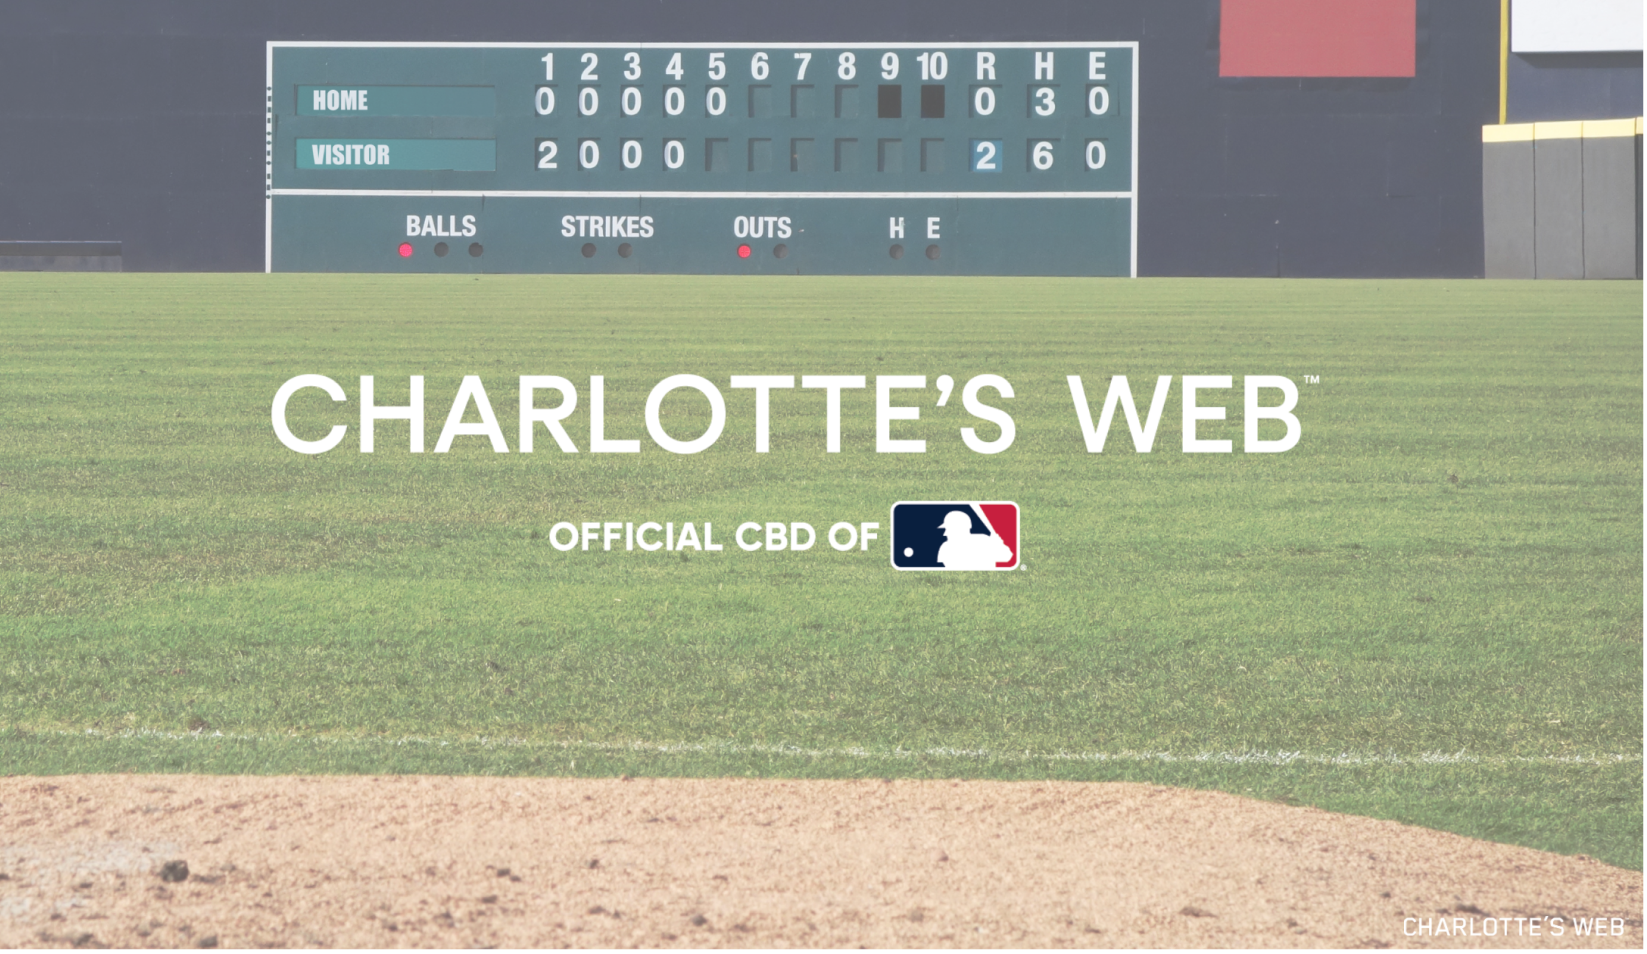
[[9, 727, 1640, 870], [43, 727, 1647, 767], [0, 274, 1640, 868]]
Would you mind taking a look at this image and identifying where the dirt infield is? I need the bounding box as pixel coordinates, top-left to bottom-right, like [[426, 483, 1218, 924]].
[[0, 775, 1639, 948]]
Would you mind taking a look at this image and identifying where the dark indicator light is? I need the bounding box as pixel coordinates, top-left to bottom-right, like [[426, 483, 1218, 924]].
[[398, 243, 413, 257], [737, 244, 752, 258], [877, 84, 902, 118], [920, 84, 945, 118]]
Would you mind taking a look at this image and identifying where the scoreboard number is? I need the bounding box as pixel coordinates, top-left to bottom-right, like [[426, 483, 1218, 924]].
[[1088, 85, 1110, 115], [268, 41, 1137, 275], [971, 139, 1002, 172]]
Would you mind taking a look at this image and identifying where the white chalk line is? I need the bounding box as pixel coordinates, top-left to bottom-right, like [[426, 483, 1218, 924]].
[[47, 728, 1643, 768]]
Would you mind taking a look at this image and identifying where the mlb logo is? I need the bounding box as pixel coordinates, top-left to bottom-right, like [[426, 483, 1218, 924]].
[[890, 501, 1020, 571]]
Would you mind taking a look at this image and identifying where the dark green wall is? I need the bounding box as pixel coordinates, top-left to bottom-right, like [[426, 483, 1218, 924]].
[[0, 0, 1501, 275]]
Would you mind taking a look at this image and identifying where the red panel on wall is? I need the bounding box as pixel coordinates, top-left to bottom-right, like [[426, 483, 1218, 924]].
[[1220, 0, 1416, 77]]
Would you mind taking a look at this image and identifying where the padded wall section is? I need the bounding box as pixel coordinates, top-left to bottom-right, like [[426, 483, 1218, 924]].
[[1483, 121, 1643, 280], [1481, 135, 1534, 278], [1639, 136, 1644, 279], [1581, 125, 1642, 278], [1532, 128, 1584, 279]]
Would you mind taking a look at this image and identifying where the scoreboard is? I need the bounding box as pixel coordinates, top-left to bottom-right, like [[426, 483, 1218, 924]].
[[266, 42, 1137, 275]]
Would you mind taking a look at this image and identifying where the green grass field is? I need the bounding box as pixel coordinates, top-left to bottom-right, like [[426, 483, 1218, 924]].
[[1, 274, 1640, 869]]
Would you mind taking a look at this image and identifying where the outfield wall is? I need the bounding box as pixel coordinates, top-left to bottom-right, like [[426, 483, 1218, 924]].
[[0, 0, 1500, 276]]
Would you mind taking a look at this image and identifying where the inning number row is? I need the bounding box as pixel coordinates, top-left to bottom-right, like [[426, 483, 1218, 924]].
[[533, 50, 1115, 119]]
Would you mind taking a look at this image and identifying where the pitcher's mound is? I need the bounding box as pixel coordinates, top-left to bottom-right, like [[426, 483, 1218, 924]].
[[1, 775, 1639, 948]]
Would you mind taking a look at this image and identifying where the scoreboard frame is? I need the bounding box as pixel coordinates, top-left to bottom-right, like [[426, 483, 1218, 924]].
[[265, 41, 1140, 276]]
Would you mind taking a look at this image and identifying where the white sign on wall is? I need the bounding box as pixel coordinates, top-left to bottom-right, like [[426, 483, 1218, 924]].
[[1512, 0, 1643, 53]]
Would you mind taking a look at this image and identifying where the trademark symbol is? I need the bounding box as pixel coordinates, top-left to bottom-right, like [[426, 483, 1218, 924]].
[[1304, 375, 1320, 384]]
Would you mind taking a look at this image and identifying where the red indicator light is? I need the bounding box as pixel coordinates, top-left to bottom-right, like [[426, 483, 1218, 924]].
[[736, 244, 752, 258], [398, 243, 414, 257]]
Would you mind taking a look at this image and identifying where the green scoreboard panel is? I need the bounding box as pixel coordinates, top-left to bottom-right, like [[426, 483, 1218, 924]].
[[266, 42, 1137, 275]]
